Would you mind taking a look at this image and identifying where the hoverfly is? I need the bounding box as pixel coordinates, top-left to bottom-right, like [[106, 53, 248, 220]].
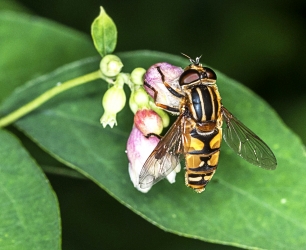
[[139, 54, 277, 193]]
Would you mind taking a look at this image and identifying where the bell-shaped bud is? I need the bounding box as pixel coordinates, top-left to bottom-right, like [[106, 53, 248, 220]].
[[129, 86, 150, 114], [130, 67, 146, 85], [100, 55, 123, 77], [100, 83, 126, 128]]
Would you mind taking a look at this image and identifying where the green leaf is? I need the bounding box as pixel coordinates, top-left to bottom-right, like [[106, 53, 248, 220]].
[[1, 50, 305, 249], [0, 129, 60, 250], [0, 0, 29, 12], [0, 10, 96, 103], [91, 6, 117, 57]]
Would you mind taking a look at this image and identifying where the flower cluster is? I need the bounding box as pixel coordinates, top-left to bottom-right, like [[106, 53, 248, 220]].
[[100, 56, 183, 192], [92, 9, 182, 192]]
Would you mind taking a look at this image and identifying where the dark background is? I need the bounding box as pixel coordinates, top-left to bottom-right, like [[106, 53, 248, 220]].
[[13, 0, 306, 249]]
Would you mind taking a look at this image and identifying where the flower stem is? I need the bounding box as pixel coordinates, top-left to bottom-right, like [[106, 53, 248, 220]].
[[0, 70, 103, 128]]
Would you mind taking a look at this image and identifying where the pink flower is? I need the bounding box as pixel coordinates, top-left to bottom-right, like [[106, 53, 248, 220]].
[[144, 63, 183, 113], [127, 125, 159, 193], [127, 109, 179, 193]]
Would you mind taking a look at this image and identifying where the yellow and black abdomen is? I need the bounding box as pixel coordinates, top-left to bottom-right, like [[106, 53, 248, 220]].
[[184, 127, 222, 193]]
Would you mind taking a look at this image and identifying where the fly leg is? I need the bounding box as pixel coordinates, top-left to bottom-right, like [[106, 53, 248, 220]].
[[144, 80, 180, 113], [156, 67, 184, 98]]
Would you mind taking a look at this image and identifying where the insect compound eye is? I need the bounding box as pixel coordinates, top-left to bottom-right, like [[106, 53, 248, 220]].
[[202, 67, 217, 80], [179, 69, 201, 86]]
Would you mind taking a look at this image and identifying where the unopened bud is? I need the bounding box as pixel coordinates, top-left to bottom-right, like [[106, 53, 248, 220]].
[[100, 55, 123, 77], [129, 87, 150, 114], [100, 84, 126, 128], [131, 67, 146, 85]]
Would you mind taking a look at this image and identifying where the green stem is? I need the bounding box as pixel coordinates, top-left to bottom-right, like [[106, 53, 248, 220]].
[[0, 70, 104, 128]]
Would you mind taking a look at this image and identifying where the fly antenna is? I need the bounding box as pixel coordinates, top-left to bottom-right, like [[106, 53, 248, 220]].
[[194, 55, 202, 65], [181, 53, 202, 65]]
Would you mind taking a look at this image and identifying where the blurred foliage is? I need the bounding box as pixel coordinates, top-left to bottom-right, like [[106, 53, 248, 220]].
[[14, 0, 306, 143], [1, 0, 305, 249]]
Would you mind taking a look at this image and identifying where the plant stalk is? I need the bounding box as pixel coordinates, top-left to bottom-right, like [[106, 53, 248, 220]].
[[0, 70, 103, 128]]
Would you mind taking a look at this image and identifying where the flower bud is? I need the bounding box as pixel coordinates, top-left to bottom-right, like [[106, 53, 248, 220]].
[[133, 87, 150, 107], [100, 84, 126, 128], [130, 67, 146, 85], [129, 93, 139, 114], [100, 55, 123, 77], [144, 63, 183, 111], [134, 109, 163, 136], [129, 86, 150, 114]]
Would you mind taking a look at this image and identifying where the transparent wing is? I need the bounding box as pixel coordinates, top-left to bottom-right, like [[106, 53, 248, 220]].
[[222, 107, 277, 170], [139, 115, 188, 189]]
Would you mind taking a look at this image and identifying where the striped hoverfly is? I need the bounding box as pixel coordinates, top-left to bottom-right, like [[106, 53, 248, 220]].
[[139, 54, 277, 193]]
